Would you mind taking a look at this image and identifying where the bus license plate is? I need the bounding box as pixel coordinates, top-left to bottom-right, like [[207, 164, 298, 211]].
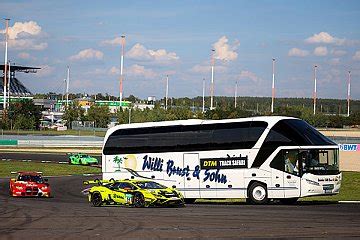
[[323, 184, 334, 193]]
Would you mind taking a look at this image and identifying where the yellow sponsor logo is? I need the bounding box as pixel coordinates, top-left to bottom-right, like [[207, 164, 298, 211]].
[[203, 160, 217, 167]]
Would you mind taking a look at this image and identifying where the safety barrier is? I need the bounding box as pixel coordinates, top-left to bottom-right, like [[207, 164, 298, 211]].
[[0, 139, 18, 145]]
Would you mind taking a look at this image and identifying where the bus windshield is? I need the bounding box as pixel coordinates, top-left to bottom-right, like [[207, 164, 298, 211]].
[[300, 149, 339, 175], [271, 148, 339, 176]]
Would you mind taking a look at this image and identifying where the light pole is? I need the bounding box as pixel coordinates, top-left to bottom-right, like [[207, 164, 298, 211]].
[[7, 60, 10, 105], [66, 66, 70, 108], [165, 75, 169, 110], [202, 78, 205, 113], [271, 58, 275, 113], [347, 71, 351, 117], [210, 49, 215, 110], [313, 65, 317, 115], [3, 18, 10, 111], [235, 81, 238, 108], [119, 35, 125, 109]]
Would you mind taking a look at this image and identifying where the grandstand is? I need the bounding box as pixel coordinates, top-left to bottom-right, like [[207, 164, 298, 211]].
[[1, 64, 40, 96]]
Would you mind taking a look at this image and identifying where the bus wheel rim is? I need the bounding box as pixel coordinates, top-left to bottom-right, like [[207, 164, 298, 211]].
[[253, 186, 266, 201]]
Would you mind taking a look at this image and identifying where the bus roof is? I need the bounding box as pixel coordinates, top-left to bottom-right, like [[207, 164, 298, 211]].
[[104, 116, 297, 140]]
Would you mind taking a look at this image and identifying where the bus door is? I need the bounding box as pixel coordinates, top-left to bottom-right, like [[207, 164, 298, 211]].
[[270, 149, 301, 198], [183, 153, 200, 198], [283, 150, 301, 198]]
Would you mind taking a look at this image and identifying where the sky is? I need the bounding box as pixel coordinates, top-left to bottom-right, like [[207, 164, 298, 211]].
[[1, 0, 360, 100]]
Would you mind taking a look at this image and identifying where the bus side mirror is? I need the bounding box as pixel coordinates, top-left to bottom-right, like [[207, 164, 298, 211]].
[[172, 185, 176, 189]]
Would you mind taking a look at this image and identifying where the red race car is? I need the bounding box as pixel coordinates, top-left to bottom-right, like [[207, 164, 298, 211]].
[[9, 172, 51, 197]]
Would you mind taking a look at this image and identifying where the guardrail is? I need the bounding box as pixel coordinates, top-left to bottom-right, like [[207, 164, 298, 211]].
[[0, 140, 18, 145], [17, 140, 103, 147]]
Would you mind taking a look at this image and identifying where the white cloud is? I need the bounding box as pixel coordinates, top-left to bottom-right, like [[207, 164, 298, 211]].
[[101, 36, 123, 46], [17, 52, 31, 59], [353, 51, 360, 61], [331, 49, 347, 57], [0, 21, 47, 50], [6, 21, 42, 40], [69, 48, 104, 61], [329, 58, 340, 65], [109, 64, 157, 79], [36, 65, 55, 77], [238, 70, 261, 83], [305, 32, 345, 45], [288, 48, 309, 57], [127, 64, 157, 79], [212, 36, 239, 61], [127, 43, 179, 64], [314, 46, 328, 56], [9, 40, 47, 50], [109, 66, 119, 75], [191, 63, 228, 74]]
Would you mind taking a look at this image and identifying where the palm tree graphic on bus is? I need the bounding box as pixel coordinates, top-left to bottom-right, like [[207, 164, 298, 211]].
[[113, 156, 125, 171]]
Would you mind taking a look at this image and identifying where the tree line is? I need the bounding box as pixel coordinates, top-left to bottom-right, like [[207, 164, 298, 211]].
[[1, 96, 359, 130]]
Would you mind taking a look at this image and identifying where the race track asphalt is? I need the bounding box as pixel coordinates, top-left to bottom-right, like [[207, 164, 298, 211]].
[[1, 175, 360, 239], [0, 152, 360, 239]]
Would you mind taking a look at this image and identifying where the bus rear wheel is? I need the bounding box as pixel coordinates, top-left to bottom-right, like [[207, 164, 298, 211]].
[[248, 182, 268, 205]]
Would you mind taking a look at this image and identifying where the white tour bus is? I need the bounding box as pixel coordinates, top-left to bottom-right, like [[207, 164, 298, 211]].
[[101, 116, 341, 204]]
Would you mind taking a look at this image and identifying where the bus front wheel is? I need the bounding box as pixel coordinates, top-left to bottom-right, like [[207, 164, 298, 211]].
[[248, 182, 268, 205]]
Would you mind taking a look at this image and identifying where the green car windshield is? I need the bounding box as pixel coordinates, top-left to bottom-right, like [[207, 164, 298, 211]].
[[134, 181, 167, 189]]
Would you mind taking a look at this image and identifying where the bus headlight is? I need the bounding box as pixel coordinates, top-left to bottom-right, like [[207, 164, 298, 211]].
[[305, 179, 320, 186]]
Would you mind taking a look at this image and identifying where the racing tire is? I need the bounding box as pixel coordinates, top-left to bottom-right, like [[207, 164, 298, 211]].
[[184, 198, 196, 204], [279, 198, 298, 205], [133, 192, 145, 208], [247, 182, 268, 205], [91, 192, 103, 207]]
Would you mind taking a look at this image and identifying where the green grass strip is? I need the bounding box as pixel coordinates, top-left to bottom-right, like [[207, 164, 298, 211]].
[[0, 161, 101, 178]]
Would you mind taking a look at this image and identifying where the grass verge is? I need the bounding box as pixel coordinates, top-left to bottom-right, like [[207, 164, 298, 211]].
[[0, 161, 101, 178]]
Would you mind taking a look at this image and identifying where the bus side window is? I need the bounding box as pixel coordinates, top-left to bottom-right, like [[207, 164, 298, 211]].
[[284, 151, 300, 176], [270, 151, 284, 171]]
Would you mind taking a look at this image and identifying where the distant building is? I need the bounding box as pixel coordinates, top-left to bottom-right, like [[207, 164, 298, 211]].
[[95, 100, 131, 113]]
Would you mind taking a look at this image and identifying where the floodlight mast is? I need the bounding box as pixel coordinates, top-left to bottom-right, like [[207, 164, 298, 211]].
[[7, 60, 10, 103], [235, 81, 238, 108], [313, 65, 317, 115], [119, 35, 125, 108], [202, 78, 205, 113], [271, 58, 275, 113], [66, 66, 70, 108], [347, 71, 351, 117], [3, 18, 10, 111], [165, 75, 169, 110], [210, 49, 215, 110]]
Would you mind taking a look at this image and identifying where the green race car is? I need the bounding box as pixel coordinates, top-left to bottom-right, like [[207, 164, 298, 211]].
[[68, 153, 99, 165], [83, 179, 185, 207]]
